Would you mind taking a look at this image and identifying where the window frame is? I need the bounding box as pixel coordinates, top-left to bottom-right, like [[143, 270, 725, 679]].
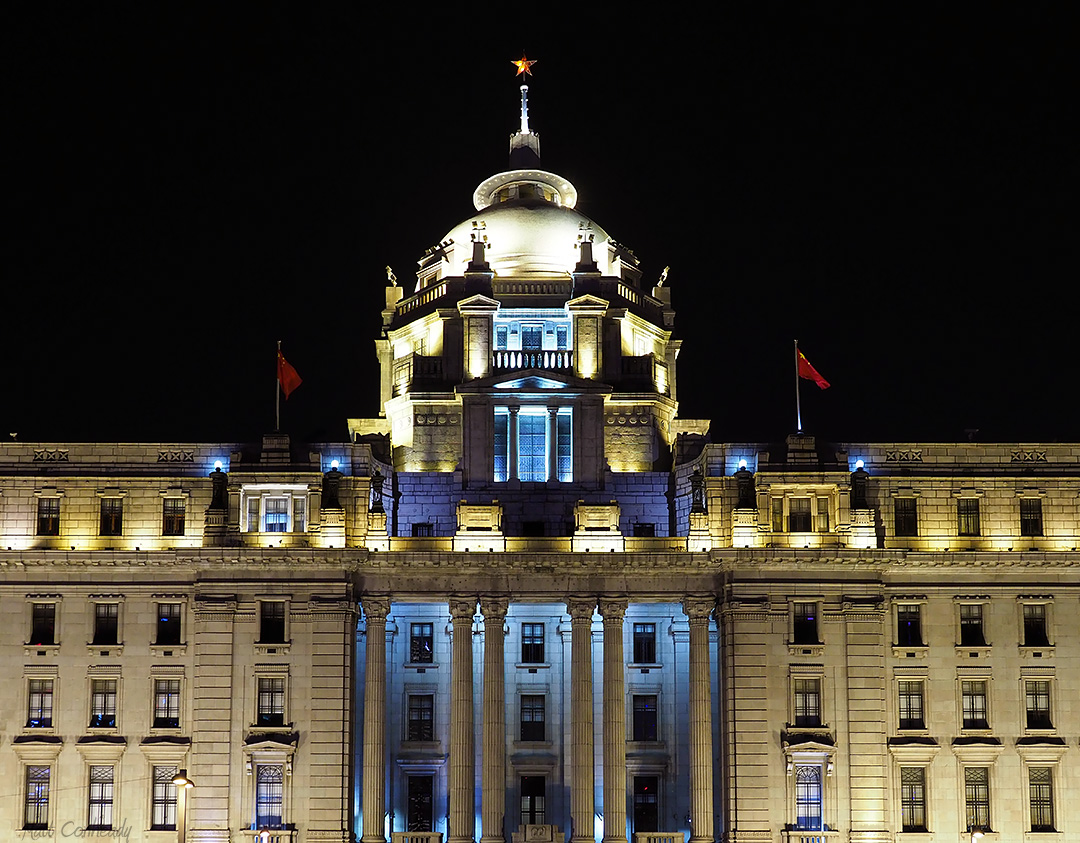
[[1019, 599, 1053, 649], [23, 764, 52, 830], [99, 495, 124, 537], [28, 600, 59, 648], [956, 600, 988, 648], [89, 677, 119, 730], [153, 677, 182, 730], [632, 622, 657, 665], [792, 677, 823, 728], [1023, 678, 1054, 732], [257, 599, 288, 645], [406, 693, 435, 742], [793, 763, 824, 831], [792, 601, 820, 645], [520, 622, 545, 664], [150, 764, 179, 831], [1019, 496, 1044, 538], [632, 693, 659, 742], [409, 622, 435, 664], [92, 600, 122, 647], [894, 603, 925, 648], [960, 679, 990, 732], [27, 677, 55, 730], [519, 693, 546, 742], [956, 496, 981, 537], [493, 405, 573, 483], [899, 766, 928, 833], [1027, 765, 1056, 833], [255, 764, 286, 829], [963, 766, 992, 833], [161, 496, 187, 537], [87, 764, 115, 831], [154, 601, 184, 647], [256, 676, 287, 728], [36, 494, 62, 537], [893, 495, 918, 538], [242, 485, 310, 533], [896, 679, 926, 731]]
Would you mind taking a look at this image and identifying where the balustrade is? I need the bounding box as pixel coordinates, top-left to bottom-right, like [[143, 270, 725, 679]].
[[492, 350, 574, 372]]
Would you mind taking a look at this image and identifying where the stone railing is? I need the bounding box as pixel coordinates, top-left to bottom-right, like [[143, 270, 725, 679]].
[[493, 278, 573, 297], [238, 830, 296, 843], [781, 831, 841, 843], [633, 833, 684, 843], [392, 833, 443, 843], [492, 350, 573, 372]]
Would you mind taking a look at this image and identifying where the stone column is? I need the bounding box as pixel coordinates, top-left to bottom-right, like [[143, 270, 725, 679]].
[[683, 597, 715, 843], [548, 408, 559, 481], [481, 597, 509, 843], [599, 598, 628, 843], [449, 597, 478, 843], [361, 597, 391, 843], [568, 597, 597, 843], [508, 408, 519, 481]]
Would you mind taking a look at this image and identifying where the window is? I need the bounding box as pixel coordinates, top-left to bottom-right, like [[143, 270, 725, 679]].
[[407, 775, 434, 832], [900, 767, 927, 832], [1029, 767, 1055, 832], [247, 497, 260, 532], [520, 694, 545, 741], [411, 522, 434, 537], [27, 679, 53, 728], [894, 497, 917, 537], [256, 765, 284, 828], [93, 603, 119, 646], [957, 498, 980, 537], [265, 497, 289, 532], [87, 765, 114, 830], [259, 601, 286, 644], [407, 694, 434, 741], [1023, 603, 1050, 647], [292, 496, 306, 532], [814, 497, 830, 532], [897, 680, 925, 730], [518, 412, 546, 481], [633, 522, 656, 537], [962, 681, 989, 729], [156, 603, 182, 645], [633, 694, 658, 741], [633, 775, 659, 833], [789, 497, 812, 532], [100, 497, 123, 536], [495, 325, 509, 349], [633, 623, 657, 664], [247, 491, 307, 532], [1019, 498, 1043, 537], [521, 775, 546, 826], [162, 498, 186, 536], [410, 623, 434, 663], [24, 765, 50, 830], [771, 498, 784, 532], [793, 602, 819, 645], [90, 679, 117, 728], [521, 623, 544, 663], [154, 679, 180, 728], [37, 497, 60, 536], [556, 324, 568, 350], [793, 678, 822, 728], [257, 677, 286, 727], [151, 765, 178, 830], [959, 604, 986, 646], [1025, 680, 1052, 729], [794, 765, 823, 831], [30, 603, 56, 646], [493, 407, 572, 482], [896, 605, 923, 647], [964, 767, 991, 831]]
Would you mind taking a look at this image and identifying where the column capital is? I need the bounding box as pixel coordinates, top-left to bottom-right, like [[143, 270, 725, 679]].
[[567, 596, 597, 622], [361, 596, 391, 623], [450, 596, 478, 621], [682, 595, 716, 623], [481, 596, 509, 621], [598, 597, 628, 623]]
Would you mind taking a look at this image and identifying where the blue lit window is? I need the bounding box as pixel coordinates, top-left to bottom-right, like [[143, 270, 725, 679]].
[[494, 407, 573, 483], [264, 498, 289, 532], [795, 765, 823, 830], [494, 411, 509, 482], [518, 412, 547, 481]]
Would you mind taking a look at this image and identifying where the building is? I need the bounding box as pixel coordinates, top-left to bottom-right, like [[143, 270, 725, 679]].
[[1, 83, 1078, 843]]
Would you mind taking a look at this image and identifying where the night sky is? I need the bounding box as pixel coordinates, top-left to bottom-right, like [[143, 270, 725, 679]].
[[7, 8, 1075, 446]]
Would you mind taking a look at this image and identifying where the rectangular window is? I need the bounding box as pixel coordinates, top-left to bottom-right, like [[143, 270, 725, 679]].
[[151, 765, 178, 830], [518, 412, 547, 482], [411, 522, 434, 537], [264, 497, 289, 532], [256, 765, 284, 829], [247, 497, 260, 532], [633, 522, 656, 537], [962, 680, 989, 729], [556, 410, 572, 481], [154, 679, 180, 728], [407, 694, 434, 741], [896, 605, 923, 647], [494, 410, 509, 482], [789, 497, 812, 532], [257, 677, 286, 727], [292, 496, 306, 532], [793, 678, 822, 727], [410, 622, 434, 663], [1023, 603, 1050, 647], [520, 694, 545, 741], [900, 767, 927, 832], [556, 324, 568, 350], [793, 602, 819, 644], [521, 775, 546, 826], [771, 498, 784, 532], [957, 498, 981, 537], [156, 603, 182, 645], [37, 497, 60, 536], [495, 325, 509, 350], [894, 497, 918, 537], [24, 765, 50, 830], [407, 775, 434, 832], [259, 601, 286, 644], [521, 623, 545, 663], [93, 603, 119, 646], [162, 498, 186, 536], [794, 765, 823, 831], [494, 407, 572, 482], [1020, 498, 1043, 537], [30, 603, 56, 646], [1029, 767, 1055, 832], [633, 775, 659, 833], [897, 680, 925, 730], [27, 679, 53, 728], [100, 498, 123, 536], [814, 497, 830, 532], [90, 679, 117, 728], [959, 604, 986, 646], [964, 767, 991, 831], [1025, 680, 1052, 729], [633, 623, 657, 664], [633, 694, 658, 741], [87, 765, 114, 830]]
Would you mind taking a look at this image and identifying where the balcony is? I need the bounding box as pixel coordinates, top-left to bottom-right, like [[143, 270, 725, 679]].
[[781, 832, 841, 843], [492, 350, 573, 373], [393, 354, 447, 396], [239, 830, 296, 843]]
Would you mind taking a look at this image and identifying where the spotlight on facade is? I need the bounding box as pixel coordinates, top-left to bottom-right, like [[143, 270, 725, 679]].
[[214, 460, 224, 471], [855, 459, 864, 469], [331, 459, 340, 470], [738, 458, 748, 470]]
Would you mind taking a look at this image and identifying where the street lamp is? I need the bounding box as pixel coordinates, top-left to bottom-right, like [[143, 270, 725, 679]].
[[969, 827, 985, 842], [172, 769, 195, 843]]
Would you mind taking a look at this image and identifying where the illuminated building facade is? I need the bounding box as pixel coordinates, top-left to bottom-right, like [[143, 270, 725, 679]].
[[1, 86, 1078, 843]]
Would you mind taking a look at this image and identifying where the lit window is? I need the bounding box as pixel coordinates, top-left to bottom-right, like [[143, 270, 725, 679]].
[[789, 498, 812, 532], [900, 767, 927, 832], [162, 498, 186, 536], [521, 775, 546, 826], [264, 498, 289, 533], [156, 603, 182, 645], [1023, 603, 1050, 647], [894, 497, 917, 537], [633, 694, 658, 741], [793, 602, 818, 645], [93, 603, 119, 646], [407, 694, 434, 741], [27, 679, 53, 728], [521, 623, 544, 663], [962, 681, 989, 730], [30, 603, 56, 646], [771, 498, 784, 532], [90, 679, 117, 729], [794, 765, 823, 831], [493, 407, 572, 482], [410, 623, 434, 663], [151, 765, 178, 830], [247, 492, 307, 532], [814, 497, 829, 532], [793, 679, 822, 727], [259, 602, 286, 644], [100, 498, 123, 536], [24, 765, 50, 830], [1025, 680, 1052, 729], [36, 497, 60, 536], [87, 765, 114, 830], [518, 413, 547, 481], [292, 496, 306, 532], [959, 604, 986, 646], [258, 678, 286, 727], [154, 679, 180, 728], [256, 765, 284, 829], [897, 681, 925, 730], [1019, 498, 1043, 537], [520, 694, 545, 741], [633, 623, 656, 664], [957, 498, 980, 537], [964, 767, 991, 832], [896, 605, 923, 647], [1029, 767, 1055, 832]]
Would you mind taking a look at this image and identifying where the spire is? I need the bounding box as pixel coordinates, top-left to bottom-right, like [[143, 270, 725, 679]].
[[509, 70, 540, 168], [519, 84, 531, 135]]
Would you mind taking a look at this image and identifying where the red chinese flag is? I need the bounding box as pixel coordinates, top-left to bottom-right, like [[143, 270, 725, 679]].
[[797, 349, 830, 390], [277, 351, 302, 399]]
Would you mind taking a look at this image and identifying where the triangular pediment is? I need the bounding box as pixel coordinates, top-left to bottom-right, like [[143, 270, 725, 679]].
[[458, 368, 611, 395]]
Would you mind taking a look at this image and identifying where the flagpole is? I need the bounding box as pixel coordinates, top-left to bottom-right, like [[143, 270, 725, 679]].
[[794, 339, 803, 434], [275, 340, 282, 433]]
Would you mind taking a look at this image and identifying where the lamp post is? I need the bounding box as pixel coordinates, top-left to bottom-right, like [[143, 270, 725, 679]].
[[969, 827, 985, 842], [172, 769, 194, 843]]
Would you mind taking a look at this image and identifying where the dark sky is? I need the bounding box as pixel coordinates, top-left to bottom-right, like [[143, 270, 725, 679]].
[[6, 7, 1075, 445]]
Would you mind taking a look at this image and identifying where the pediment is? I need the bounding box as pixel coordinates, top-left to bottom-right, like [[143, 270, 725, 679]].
[[458, 368, 611, 396]]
